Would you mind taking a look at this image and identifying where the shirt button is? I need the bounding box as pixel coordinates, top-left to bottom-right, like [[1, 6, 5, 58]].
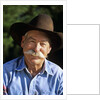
[[34, 91, 38, 95]]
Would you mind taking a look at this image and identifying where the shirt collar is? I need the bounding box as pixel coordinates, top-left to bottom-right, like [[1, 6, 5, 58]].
[[15, 56, 27, 71], [42, 59, 53, 76], [15, 56, 53, 76]]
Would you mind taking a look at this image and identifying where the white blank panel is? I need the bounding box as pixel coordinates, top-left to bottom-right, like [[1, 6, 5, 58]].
[[67, 25, 99, 94], [67, 95, 100, 100], [67, 0, 100, 24]]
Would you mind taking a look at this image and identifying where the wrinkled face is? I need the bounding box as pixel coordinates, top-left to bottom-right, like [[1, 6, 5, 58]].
[[21, 30, 52, 66]]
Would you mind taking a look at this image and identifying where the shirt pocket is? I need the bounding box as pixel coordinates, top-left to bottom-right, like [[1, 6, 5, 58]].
[[8, 85, 23, 95]]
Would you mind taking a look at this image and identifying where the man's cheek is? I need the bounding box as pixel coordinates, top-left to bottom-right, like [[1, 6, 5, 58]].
[[41, 50, 48, 56], [24, 43, 33, 49]]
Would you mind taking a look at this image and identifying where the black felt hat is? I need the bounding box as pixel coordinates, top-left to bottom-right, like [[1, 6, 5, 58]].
[[10, 14, 63, 52]]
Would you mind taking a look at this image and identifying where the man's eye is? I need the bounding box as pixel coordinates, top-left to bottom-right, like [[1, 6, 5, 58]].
[[41, 43, 46, 46], [29, 40, 35, 43]]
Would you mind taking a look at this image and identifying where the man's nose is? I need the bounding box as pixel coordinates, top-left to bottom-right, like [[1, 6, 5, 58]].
[[34, 43, 41, 52]]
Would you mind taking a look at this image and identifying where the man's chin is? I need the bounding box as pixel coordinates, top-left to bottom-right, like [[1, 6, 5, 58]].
[[31, 58, 44, 64]]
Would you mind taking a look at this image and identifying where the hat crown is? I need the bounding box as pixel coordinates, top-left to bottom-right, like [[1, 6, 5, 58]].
[[10, 14, 62, 52], [29, 14, 54, 31]]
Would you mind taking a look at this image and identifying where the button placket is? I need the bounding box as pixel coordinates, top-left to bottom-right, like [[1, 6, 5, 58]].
[[29, 75, 39, 95]]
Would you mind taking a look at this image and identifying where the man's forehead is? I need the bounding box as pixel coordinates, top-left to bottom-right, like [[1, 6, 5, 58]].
[[24, 30, 51, 43]]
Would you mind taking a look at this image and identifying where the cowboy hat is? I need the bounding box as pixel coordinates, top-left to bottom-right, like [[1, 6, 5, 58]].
[[9, 14, 63, 52]]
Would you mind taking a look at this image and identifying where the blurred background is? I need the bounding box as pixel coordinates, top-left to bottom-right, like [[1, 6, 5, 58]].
[[3, 5, 63, 69]]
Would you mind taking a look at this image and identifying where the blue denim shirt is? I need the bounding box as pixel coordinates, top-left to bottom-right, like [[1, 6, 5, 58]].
[[3, 56, 63, 95]]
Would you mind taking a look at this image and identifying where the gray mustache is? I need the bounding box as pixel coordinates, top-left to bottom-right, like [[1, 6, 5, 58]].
[[24, 50, 45, 58]]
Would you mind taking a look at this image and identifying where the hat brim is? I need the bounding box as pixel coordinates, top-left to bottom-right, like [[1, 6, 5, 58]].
[[10, 22, 63, 52]]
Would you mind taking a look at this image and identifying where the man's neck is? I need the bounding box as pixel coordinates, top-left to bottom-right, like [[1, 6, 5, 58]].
[[28, 66, 42, 77], [25, 60, 44, 77]]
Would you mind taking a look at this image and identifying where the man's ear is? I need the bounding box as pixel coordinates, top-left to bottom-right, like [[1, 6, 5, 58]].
[[21, 36, 25, 48]]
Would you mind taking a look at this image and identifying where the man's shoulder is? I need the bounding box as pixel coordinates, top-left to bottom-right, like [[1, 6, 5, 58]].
[[3, 56, 23, 71], [46, 59, 63, 75]]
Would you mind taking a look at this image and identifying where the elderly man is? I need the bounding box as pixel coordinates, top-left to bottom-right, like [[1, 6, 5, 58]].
[[3, 14, 63, 95]]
